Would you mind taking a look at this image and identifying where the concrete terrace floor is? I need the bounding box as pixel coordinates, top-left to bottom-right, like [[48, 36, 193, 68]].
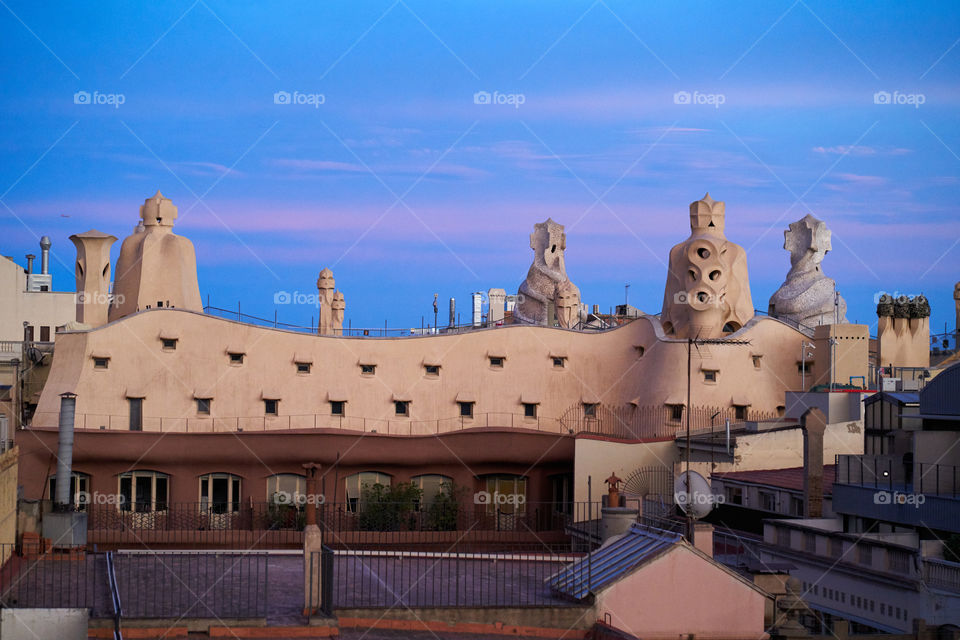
[[4, 551, 577, 628]]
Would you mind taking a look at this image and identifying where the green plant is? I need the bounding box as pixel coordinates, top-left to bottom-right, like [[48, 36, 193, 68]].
[[425, 481, 468, 531], [357, 482, 423, 531], [266, 501, 304, 530]]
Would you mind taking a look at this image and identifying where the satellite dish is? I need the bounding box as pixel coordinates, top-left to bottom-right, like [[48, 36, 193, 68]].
[[674, 470, 716, 519]]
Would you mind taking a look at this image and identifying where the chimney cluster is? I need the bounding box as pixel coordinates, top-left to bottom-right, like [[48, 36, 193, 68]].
[[25, 236, 53, 292]]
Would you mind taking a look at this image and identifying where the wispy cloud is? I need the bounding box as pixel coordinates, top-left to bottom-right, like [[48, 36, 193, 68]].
[[812, 145, 911, 156]]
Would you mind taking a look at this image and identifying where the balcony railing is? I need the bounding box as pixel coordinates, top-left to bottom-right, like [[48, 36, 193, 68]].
[[31, 403, 760, 440], [835, 454, 960, 498]]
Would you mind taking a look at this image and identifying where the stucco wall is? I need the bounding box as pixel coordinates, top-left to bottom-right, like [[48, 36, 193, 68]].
[[0, 446, 17, 562], [595, 545, 767, 639], [685, 420, 863, 479], [31, 308, 813, 434], [0, 256, 75, 343], [0, 608, 88, 640], [573, 436, 676, 504]]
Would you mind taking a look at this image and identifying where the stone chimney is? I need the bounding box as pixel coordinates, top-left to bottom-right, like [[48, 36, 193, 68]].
[[802, 407, 827, 518]]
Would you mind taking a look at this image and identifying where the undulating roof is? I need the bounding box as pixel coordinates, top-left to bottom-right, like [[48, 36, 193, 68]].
[[548, 524, 683, 600]]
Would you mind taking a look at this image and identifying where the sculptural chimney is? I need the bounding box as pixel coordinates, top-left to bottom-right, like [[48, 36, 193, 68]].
[[70, 230, 117, 327]]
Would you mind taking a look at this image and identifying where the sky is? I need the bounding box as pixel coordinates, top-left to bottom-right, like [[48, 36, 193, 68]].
[[1, 1, 959, 335]]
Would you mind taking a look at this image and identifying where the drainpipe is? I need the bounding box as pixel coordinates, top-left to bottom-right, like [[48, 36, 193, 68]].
[[55, 392, 77, 510]]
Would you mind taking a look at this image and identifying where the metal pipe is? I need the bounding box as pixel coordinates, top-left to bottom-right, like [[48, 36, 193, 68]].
[[40, 236, 51, 274], [56, 392, 77, 509], [25, 254, 35, 275]]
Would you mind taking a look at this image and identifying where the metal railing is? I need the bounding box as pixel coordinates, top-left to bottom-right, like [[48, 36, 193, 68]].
[[34, 403, 769, 441], [923, 557, 960, 592], [835, 454, 960, 498], [203, 304, 619, 337], [84, 501, 600, 552]]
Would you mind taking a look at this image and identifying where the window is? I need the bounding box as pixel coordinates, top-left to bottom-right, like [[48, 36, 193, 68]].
[[360, 364, 376, 375], [94, 357, 109, 369], [395, 401, 409, 417], [129, 398, 143, 431], [296, 362, 311, 374], [804, 532, 816, 553], [264, 399, 278, 415], [734, 405, 748, 420], [797, 361, 811, 375], [669, 404, 684, 421], [411, 474, 453, 509], [752, 355, 761, 369], [523, 402, 537, 418], [199, 473, 241, 513], [458, 401, 474, 418], [228, 352, 244, 364], [481, 474, 527, 515], [552, 357, 565, 368], [703, 370, 717, 383], [196, 398, 211, 415], [344, 471, 392, 512], [161, 338, 177, 350], [830, 537, 843, 558], [550, 473, 574, 515], [489, 357, 504, 368], [40, 326, 50, 342], [424, 365, 440, 376], [790, 496, 804, 516], [330, 401, 345, 416], [635, 346, 645, 357], [776, 527, 791, 548], [583, 403, 598, 418], [119, 471, 168, 512], [725, 486, 743, 505], [48, 472, 90, 510], [266, 473, 306, 504], [759, 490, 776, 511], [858, 544, 873, 565]]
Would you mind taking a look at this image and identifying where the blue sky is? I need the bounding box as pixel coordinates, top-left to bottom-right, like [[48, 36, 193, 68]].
[[1, 1, 958, 334]]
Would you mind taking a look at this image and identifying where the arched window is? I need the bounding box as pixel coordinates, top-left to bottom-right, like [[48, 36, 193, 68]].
[[411, 474, 453, 508], [344, 471, 391, 512], [118, 471, 169, 513], [199, 473, 242, 514], [480, 474, 527, 515], [47, 472, 90, 510], [266, 473, 306, 505]]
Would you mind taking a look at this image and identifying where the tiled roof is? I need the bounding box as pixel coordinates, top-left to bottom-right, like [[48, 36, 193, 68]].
[[548, 524, 683, 600], [713, 465, 836, 496]]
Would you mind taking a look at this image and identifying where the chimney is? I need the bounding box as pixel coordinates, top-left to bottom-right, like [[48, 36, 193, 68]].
[[448, 297, 455, 327], [55, 392, 77, 510], [40, 236, 51, 274], [25, 254, 35, 274], [802, 407, 827, 518], [592, 304, 600, 315]]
